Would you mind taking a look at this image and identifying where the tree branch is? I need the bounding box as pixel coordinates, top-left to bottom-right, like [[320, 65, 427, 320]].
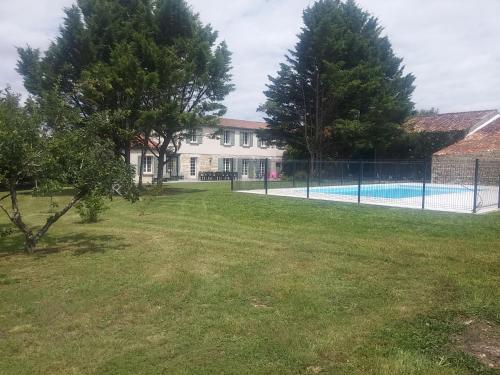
[[32, 192, 84, 245], [0, 193, 11, 202]]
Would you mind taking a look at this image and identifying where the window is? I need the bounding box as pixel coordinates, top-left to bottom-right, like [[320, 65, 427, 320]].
[[242, 132, 250, 146], [143, 156, 153, 174], [167, 158, 175, 175], [259, 139, 268, 148], [259, 160, 266, 177], [242, 160, 249, 176], [276, 162, 282, 176], [190, 157, 197, 177], [190, 131, 197, 143], [223, 130, 231, 145], [223, 158, 232, 172]]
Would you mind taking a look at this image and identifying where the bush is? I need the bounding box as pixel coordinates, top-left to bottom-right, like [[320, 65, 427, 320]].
[[76, 192, 108, 223]]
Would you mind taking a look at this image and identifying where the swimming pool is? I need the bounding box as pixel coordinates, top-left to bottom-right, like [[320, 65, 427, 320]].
[[307, 184, 470, 199]]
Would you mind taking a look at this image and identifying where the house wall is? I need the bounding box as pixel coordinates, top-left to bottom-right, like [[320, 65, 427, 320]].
[[180, 126, 284, 158], [432, 154, 500, 185], [130, 126, 284, 183]]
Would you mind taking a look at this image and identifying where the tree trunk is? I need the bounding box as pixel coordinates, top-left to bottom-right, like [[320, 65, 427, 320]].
[[124, 141, 131, 165], [0, 179, 83, 253], [156, 137, 172, 186], [138, 147, 146, 189], [24, 236, 36, 254], [157, 149, 165, 186]]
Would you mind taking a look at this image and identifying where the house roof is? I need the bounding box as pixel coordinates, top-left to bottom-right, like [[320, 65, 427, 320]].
[[219, 118, 267, 130], [435, 117, 500, 156], [405, 110, 498, 133], [132, 135, 159, 149]]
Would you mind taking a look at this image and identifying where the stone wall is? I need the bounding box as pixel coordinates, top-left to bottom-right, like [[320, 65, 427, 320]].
[[180, 154, 220, 179], [179, 154, 282, 180], [432, 155, 500, 186]]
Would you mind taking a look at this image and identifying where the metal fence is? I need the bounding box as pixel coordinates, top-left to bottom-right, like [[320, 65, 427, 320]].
[[231, 158, 500, 214]]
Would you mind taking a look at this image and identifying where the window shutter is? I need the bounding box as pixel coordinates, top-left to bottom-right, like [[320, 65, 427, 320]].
[[218, 158, 223, 172], [137, 155, 142, 175], [239, 131, 244, 146], [249, 133, 254, 147], [248, 160, 255, 178], [220, 131, 225, 145], [197, 129, 203, 144], [237, 159, 243, 175], [231, 131, 235, 146], [153, 157, 158, 175]]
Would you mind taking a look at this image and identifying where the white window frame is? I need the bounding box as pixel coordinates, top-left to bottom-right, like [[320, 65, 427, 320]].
[[259, 160, 265, 177], [242, 159, 249, 176], [167, 158, 175, 174], [190, 131, 198, 144], [242, 132, 250, 146], [223, 130, 231, 145], [190, 157, 197, 177], [143, 156, 153, 174], [223, 158, 231, 172]]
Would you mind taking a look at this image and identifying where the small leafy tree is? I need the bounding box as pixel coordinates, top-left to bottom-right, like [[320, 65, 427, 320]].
[[0, 89, 137, 253]]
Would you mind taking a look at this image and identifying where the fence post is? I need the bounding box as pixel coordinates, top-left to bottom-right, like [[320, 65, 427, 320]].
[[473, 159, 479, 213], [497, 175, 500, 209], [358, 161, 363, 205], [422, 159, 427, 210], [230, 158, 234, 191], [307, 160, 310, 199], [318, 160, 322, 187], [264, 158, 268, 195]]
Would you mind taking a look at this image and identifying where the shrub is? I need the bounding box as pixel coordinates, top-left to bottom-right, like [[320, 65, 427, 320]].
[[76, 192, 108, 223]]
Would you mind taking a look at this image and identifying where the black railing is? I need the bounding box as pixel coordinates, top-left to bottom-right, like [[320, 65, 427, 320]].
[[199, 171, 238, 181]]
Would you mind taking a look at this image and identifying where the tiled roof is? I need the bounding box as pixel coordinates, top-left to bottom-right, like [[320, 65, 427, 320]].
[[405, 110, 498, 133], [132, 135, 159, 148], [435, 117, 500, 156], [219, 118, 267, 130]]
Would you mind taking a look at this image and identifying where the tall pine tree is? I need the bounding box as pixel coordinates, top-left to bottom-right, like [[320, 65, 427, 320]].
[[260, 0, 415, 163], [17, 0, 233, 178]]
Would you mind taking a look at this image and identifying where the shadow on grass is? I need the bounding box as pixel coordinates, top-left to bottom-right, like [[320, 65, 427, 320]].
[[0, 224, 129, 258]]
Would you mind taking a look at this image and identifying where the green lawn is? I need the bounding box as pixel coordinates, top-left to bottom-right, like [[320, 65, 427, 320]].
[[1, 182, 499, 374]]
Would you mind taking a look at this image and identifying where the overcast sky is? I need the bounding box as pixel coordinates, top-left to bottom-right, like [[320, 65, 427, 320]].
[[1, 0, 499, 120]]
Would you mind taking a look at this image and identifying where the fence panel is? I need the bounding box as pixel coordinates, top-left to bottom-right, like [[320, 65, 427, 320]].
[[231, 158, 500, 213], [478, 159, 500, 210]]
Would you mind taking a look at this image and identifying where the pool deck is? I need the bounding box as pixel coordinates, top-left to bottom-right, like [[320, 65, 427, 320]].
[[238, 183, 500, 214]]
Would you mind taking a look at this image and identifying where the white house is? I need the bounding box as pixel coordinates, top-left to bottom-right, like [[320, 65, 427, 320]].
[[131, 118, 285, 183]]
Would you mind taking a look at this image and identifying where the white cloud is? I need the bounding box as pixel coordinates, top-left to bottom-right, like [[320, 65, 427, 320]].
[[1, 0, 499, 120]]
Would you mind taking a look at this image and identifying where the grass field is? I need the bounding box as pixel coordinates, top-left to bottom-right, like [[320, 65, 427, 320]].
[[1, 182, 499, 374]]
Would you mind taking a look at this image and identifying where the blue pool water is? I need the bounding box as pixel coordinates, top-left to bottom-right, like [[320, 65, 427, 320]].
[[307, 184, 470, 199]]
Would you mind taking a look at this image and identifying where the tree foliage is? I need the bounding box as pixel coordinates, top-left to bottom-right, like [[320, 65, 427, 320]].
[[260, 0, 415, 162], [0, 88, 136, 253], [17, 0, 233, 183]]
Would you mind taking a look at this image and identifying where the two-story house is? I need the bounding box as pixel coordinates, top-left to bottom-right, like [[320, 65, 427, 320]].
[[131, 118, 285, 184]]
